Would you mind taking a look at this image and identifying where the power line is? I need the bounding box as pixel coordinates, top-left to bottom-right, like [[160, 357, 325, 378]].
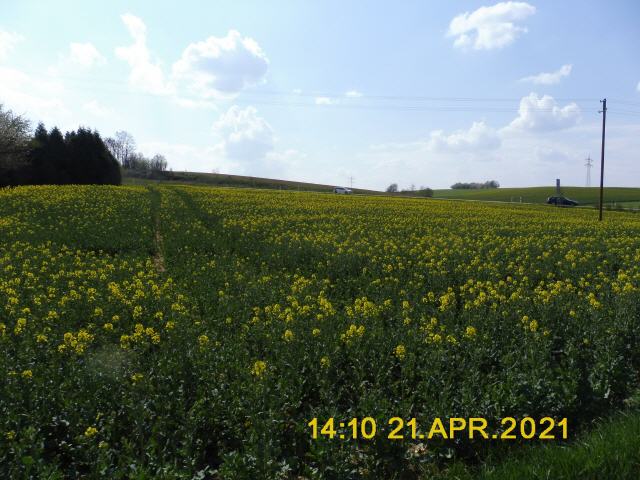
[[585, 155, 593, 187]]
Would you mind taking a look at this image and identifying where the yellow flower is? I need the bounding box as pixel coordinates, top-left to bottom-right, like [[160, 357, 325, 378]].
[[341, 324, 365, 343], [103, 323, 113, 331], [394, 344, 406, 360], [464, 326, 477, 338], [36, 334, 48, 343], [198, 334, 209, 347], [251, 360, 267, 378], [131, 373, 144, 383], [5, 430, 16, 440], [283, 329, 294, 342], [84, 426, 98, 438], [312, 328, 321, 336], [21, 369, 33, 379], [165, 321, 176, 331], [529, 319, 539, 332], [14, 317, 27, 335], [320, 356, 330, 368]]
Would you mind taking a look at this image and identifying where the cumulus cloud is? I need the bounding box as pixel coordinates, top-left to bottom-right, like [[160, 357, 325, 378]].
[[138, 141, 239, 173], [520, 64, 572, 85], [115, 13, 172, 95], [345, 90, 363, 98], [83, 100, 112, 118], [0, 66, 69, 126], [212, 105, 274, 160], [506, 93, 580, 132], [68, 42, 106, 68], [370, 121, 501, 154], [0, 29, 22, 60], [448, 1, 536, 50], [172, 30, 269, 98], [428, 121, 502, 151], [315, 96, 338, 105]]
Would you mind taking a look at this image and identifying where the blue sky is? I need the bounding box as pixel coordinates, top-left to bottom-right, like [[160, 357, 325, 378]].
[[1, 0, 639, 189]]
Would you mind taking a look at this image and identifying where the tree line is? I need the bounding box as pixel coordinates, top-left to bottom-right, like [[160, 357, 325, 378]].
[[1, 103, 169, 187], [451, 180, 500, 189], [104, 131, 168, 175], [385, 183, 434, 197]]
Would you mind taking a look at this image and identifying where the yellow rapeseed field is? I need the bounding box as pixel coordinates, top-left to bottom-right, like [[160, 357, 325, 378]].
[[2, 184, 640, 478]]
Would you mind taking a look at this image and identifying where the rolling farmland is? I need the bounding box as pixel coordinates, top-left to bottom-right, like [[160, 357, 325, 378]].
[[2, 185, 640, 478]]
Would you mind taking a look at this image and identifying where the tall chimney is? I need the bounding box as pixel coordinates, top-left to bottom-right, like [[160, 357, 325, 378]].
[[556, 178, 561, 195]]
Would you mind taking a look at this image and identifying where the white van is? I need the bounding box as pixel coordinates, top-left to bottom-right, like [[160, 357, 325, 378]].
[[333, 187, 352, 194]]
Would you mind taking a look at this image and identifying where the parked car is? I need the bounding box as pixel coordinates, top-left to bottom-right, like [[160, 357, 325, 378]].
[[546, 196, 578, 206], [334, 187, 352, 194]]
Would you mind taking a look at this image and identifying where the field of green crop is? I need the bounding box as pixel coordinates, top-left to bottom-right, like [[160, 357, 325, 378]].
[[432, 186, 640, 205], [2, 185, 640, 479]]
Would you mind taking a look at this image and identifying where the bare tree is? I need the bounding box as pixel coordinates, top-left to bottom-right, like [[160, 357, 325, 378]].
[[0, 104, 31, 178], [150, 154, 167, 172], [105, 131, 136, 168]]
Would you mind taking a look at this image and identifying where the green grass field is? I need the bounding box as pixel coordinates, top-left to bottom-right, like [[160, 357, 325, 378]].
[[124, 170, 640, 208], [431, 187, 640, 205], [122, 169, 379, 195]]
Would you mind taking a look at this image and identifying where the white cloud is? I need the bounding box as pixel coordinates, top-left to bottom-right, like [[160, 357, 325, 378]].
[[448, 2, 536, 50], [370, 121, 501, 154], [171, 30, 268, 98], [0, 66, 70, 127], [506, 93, 581, 132], [0, 29, 22, 60], [212, 105, 274, 160], [171, 96, 218, 110], [315, 96, 338, 105], [345, 90, 363, 98], [115, 13, 172, 95], [263, 149, 307, 176], [68, 42, 106, 68], [138, 141, 239, 173], [520, 64, 572, 85], [83, 100, 112, 118], [428, 121, 501, 152]]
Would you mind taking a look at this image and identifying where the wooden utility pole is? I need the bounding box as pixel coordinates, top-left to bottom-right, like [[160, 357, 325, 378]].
[[598, 98, 607, 221]]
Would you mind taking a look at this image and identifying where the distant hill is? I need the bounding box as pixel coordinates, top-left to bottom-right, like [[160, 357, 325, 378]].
[[432, 186, 640, 206], [122, 169, 379, 194], [122, 170, 640, 207]]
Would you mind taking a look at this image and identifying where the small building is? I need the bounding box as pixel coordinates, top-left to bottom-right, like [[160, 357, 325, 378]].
[[333, 187, 352, 194]]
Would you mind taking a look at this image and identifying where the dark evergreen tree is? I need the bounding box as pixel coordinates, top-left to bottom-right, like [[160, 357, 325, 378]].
[[29, 123, 53, 184], [64, 127, 120, 184], [48, 127, 69, 184], [21, 123, 121, 186]]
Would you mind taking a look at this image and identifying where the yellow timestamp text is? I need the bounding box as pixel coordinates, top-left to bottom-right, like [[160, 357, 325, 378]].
[[308, 417, 568, 441]]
